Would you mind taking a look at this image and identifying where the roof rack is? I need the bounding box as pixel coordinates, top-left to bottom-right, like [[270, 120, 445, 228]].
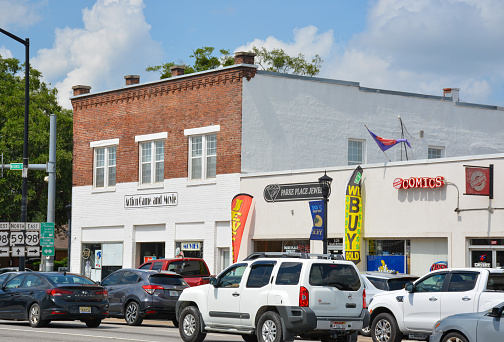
[[243, 252, 346, 261]]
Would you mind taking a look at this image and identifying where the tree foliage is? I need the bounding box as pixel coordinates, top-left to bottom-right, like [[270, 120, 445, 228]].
[[251, 46, 323, 77], [146, 47, 234, 79], [147, 46, 322, 79], [0, 55, 73, 234]]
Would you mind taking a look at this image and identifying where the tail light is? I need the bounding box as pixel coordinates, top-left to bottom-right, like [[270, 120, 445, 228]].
[[46, 288, 73, 296], [96, 289, 108, 299], [142, 285, 164, 295], [299, 286, 309, 307], [363, 288, 367, 309], [195, 279, 202, 286]]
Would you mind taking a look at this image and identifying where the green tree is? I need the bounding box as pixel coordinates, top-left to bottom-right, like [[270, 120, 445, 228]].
[[251, 46, 323, 77], [146, 47, 233, 79], [0, 55, 73, 234]]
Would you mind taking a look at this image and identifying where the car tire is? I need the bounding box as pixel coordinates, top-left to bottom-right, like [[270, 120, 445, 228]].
[[257, 311, 283, 342], [360, 326, 371, 337], [28, 303, 49, 328], [371, 313, 402, 342], [242, 334, 258, 342], [85, 319, 102, 328], [179, 306, 207, 342], [125, 301, 143, 326], [441, 332, 469, 342]]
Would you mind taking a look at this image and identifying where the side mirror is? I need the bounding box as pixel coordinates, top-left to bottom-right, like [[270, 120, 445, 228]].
[[488, 306, 504, 318], [210, 277, 219, 287], [404, 282, 415, 293]]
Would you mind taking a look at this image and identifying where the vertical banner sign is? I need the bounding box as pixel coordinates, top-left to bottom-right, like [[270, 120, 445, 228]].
[[344, 166, 363, 264], [309, 200, 324, 240], [231, 194, 253, 263]]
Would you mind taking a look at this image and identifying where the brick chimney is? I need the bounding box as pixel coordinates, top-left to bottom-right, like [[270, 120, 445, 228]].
[[72, 85, 91, 96], [170, 65, 186, 77], [124, 75, 140, 86], [234, 52, 256, 65]]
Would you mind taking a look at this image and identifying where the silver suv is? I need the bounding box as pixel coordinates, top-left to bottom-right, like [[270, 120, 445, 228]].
[[176, 252, 369, 342]]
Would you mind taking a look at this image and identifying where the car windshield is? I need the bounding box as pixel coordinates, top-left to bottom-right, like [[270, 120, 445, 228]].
[[310, 263, 361, 291], [149, 274, 187, 286], [46, 274, 96, 285], [387, 278, 417, 291]]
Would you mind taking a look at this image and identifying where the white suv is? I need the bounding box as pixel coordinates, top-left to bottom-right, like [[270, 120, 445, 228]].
[[176, 252, 370, 342]]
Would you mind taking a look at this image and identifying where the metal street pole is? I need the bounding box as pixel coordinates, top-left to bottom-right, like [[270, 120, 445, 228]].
[[45, 115, 56, 271], [0, 28, 30, 271]]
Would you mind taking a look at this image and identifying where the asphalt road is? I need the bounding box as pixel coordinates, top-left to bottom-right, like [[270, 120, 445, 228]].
[[0, 318, 416, 342]]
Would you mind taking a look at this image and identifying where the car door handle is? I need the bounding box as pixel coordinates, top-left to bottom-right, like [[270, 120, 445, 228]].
[[429, 297, 438, 301], [462, 296, 472, 301], [232, 292, 240, 297]]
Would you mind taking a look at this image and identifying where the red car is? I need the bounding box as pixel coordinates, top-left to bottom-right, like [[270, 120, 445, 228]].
[[139, 258, 211, 287]]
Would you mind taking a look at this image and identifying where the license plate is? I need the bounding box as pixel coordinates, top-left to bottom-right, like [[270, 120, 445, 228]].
[[169, 291, 179, 296], [332, 321, 346, 329], [79, 307, 91, 313]]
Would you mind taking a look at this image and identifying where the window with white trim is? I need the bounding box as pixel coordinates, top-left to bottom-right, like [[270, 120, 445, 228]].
[[184, 125, 220, 181], [348, 139, 364, 165], [139, 140, 164, 185], [428, 147, 444, 159], [91, 139, 119, 190]]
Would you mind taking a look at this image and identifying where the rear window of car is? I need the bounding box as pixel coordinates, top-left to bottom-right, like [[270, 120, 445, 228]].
[[149, 274, 187, 286], [46, 274, 96, 285], [310, 263, 361, 291], [167, 260, 209, 276], [366, 277, 388, 290], [487, 274, 504, 291]]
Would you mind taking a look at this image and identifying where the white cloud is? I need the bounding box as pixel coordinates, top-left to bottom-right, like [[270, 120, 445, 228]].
[[0, 0, 43, 29], [0, 46, 13, 58], [31, 0, 162, 109]]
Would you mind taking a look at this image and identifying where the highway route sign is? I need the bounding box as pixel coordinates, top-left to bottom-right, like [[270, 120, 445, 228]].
[[0, 222, 8, 230], [10, 231, 25, 246], [0, 247, 9, 257], [41, 222, 55, 238], [25, 231, 39, 246], [11, 247, 25, 257], [0, 232, 8, 247], [42, 246, 54, 256], [26, 222, 40, 230], [26, 246, 40, 257], [9, 222, 25, 231], [40, 237, 54, 247]]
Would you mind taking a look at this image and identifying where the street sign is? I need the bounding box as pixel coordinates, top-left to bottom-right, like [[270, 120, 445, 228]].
[[0, 247, 9, 257], [41, 222, 55, 238], [10, 163, 23, 170], [26, 222, 40, 230], [25, 231, 39, 246], [11, 247, 25, 257], [0, 232, 8, 247], [40, 237, 54, 247], [9, 222, 25, 231], [42, 246, 54, 256], [26, 246, 40, 257], [0, 222, 8, 230], [9, 231, 24, 246]]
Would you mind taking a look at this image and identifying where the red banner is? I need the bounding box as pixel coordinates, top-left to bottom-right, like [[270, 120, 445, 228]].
[[231, 194, 253, 263], [465, 166, 492, 196]]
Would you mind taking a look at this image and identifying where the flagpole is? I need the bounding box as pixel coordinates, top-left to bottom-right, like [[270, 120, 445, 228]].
[[398, 116, 408, 161]]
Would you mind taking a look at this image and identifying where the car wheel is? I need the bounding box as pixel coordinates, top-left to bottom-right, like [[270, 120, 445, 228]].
[[242, 334, 258, 342], [441, 332, 469, 342], [179, 306, 207, 342], [360, 326, 371, 337], [257, 311, 283, 342], [85, 319, 102, 328], [28, 303, 49, 328], [371, 313, 402, 342], [172, 318, 179, 328], [125, 301, 143, 326]]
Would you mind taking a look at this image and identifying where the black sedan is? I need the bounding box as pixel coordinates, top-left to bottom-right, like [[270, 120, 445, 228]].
[[0, 272, 109, 327]]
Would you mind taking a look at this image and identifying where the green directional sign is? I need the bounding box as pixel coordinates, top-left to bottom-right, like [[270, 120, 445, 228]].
[[41, 222, 55, 238], [40, 237, 54, 247], [10, 163, 23, 170], [42, 246, 55, 256]]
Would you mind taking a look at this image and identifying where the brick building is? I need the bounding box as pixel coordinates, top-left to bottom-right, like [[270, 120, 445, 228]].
[[70, 52, 504, 280]]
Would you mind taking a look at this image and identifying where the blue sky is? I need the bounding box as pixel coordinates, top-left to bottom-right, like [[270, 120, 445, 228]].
[[1, 0, 504, 109]]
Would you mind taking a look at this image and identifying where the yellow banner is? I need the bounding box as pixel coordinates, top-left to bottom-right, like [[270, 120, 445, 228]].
[[344, 166, 363, 264]]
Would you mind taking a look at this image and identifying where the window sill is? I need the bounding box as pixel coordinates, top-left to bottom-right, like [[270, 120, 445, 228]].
[[137, 183, 165, 190], [92, 187, 116, 194], [186, 178, 216, 187]]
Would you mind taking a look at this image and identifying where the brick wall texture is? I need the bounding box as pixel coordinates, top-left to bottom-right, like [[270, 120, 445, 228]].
[[71, 66, 257, 187]]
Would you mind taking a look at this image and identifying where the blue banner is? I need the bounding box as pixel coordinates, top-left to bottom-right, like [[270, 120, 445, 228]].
[[367, 255, 406, 274], [309, 200, 324, 240]]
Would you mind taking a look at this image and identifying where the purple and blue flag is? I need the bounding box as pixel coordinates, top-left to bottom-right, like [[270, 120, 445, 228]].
[[366, 127, 411, 152]]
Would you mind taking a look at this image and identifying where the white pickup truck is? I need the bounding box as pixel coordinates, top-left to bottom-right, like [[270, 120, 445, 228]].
[[367, 267, 504, 342]]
